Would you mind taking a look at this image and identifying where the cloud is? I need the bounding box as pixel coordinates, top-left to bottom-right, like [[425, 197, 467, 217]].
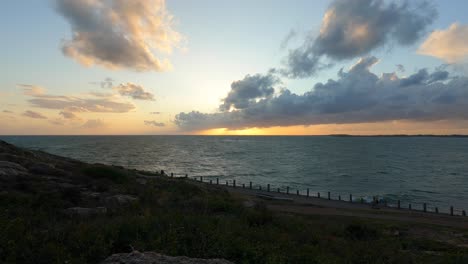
[[82, 119, 106, 129], [150, 111, 161, 115], [114, 83, 155, 101], [418, 23, 468, 63], [17, 84, 46, 96], [2, 110, 13, 114], [144, 120, 165, 127], [23, 110, 47, 119], [175, 57, 468, 131], [220, 74, 279, 111], [59, 111, 81, 120], [284, 0, 436, 78], [55, 0, 182, 71], [280, 29, 297, 50]]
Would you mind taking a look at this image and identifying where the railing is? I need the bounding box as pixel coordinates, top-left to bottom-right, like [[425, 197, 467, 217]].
[[158, 170, 467, 217]]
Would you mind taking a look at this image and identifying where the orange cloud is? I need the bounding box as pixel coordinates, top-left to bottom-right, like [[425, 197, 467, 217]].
[[418, 23, 468, 63]]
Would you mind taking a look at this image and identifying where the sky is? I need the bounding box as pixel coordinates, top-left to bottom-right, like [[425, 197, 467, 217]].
[[1, 0, 468, 135]]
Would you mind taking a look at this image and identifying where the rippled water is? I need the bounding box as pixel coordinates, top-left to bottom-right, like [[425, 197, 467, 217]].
[[2, 135, 468, 212]]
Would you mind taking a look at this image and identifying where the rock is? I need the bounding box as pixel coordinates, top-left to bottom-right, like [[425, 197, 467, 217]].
[[64, 207, 107, 217], [101, 251, 235, 264], [104, 194, 138, 208], [0, 161, 28, 178], [28, 162, 64, 176]]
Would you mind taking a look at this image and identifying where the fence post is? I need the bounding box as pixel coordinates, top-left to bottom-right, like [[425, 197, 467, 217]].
[[338, 195, 341, 201], [328, 192, 331, 200], [233, 180, 236, 188], [209, 180, 212, 184], [296, 190, 299, 196], [397, 200, 400, 209], [286, 186, 289, 194], [423, 203, 427, 212], [450, 206, 454, 216], [216, 178, 219, 185], [435, 207, 439, 214], [318, 192, 320, 198], [249, 181, 252, 189], [161, 170, 165, 175], [226, 180, 228, 186], [409, 204, 412, 210], [277, 187, 280, 193], [307, 188, 310, 197], [185, 174, 188, 178], [463, 210, 466, 217], [259, 185, 262, 190], [349, 194, 352, 202], [200, 176, 203, 182], [242, 183, 245, 188], [171, 173, 173, 178], [267, 184, 270, 192]]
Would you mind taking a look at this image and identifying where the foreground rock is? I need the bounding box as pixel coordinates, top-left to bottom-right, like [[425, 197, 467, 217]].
[[101, 251, 234, 264]]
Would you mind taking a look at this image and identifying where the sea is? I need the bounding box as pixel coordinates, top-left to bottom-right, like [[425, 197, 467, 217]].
[[2, 135, 467, 213]]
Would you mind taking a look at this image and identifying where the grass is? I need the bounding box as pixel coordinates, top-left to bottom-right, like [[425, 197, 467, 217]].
[[1, 173, 468, 263]]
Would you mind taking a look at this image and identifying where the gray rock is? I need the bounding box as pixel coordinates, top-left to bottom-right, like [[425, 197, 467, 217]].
[[64, 207, 107, 217], [0, 161, 28, 178], [101, 251, 234, 264], [104, 194, 138, 208], [28, 162, 64, 176]]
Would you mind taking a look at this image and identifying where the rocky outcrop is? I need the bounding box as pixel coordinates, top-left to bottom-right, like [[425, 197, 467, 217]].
[[64, 207, 107, 217], [0, 161, 28, 178], [104, 194, 139, 208], [101, 251, 234, 264]]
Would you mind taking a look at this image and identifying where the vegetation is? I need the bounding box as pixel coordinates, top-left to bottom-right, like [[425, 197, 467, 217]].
[[1, 165, 468, 263]]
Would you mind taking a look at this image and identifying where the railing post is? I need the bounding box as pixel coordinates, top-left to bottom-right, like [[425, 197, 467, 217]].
[[328, 192, 331, 200], [450, 206, 454, 216], [307, 188, 310, 197], [423, 203, 427, 212], [216, 178, 219, 185], [267, 184, 270, 192], [349, 194, 352, 202], [286, 186, 289, 194], [233, 180, 236, 188], [249, 181, 252, 189], [397, 200, 400, 209]]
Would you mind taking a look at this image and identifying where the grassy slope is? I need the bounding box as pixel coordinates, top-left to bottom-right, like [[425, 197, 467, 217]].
[[1, 164, 468, 264]]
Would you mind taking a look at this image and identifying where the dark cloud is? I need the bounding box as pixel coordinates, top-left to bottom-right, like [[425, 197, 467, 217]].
[[114, 83, 155, 101], [23, 110, 47, 120], [284, 0, 436, 78], [280, 29, 297, 50], [55, 0, 181, 71], [219, 74, 279, 111], [144, 120, 165, 127], [175, 57, 468, 131]]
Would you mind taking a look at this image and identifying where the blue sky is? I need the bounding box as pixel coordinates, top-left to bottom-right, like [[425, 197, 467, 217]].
[[1, 0, 468, 135]]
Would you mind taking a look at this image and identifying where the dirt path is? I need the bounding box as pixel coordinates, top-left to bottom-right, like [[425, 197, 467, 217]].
[[215, 184, 468, 229]]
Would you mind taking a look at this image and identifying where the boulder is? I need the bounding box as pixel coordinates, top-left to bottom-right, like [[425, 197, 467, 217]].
[[104, 194, 138, 208], [64, 207, 107, 217], [101, 251, 234, 264], [28, 162, 64, 176], [0, 161, 28, 178]]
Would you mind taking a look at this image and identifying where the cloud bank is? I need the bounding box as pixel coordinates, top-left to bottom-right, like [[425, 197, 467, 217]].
[[56, 0, 181, 71], [23, 110, 47, 119], [144, 120, 165, 127], [284, 0, 436, 78], [418, 23, 468, 63], [175, 57, 468, 131]]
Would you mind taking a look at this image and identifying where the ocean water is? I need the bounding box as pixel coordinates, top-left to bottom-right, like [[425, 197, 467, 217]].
[[2, 135, 468, 212]]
